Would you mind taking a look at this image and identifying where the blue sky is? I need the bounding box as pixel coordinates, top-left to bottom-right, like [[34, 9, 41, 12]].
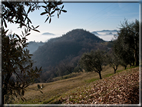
[[8, 2, 139, 42]]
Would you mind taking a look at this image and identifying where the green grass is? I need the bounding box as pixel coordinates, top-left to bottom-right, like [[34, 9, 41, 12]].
[[105, 73, 114, 77], [117, 69, 124, 73], [42, 95, 61, 104], [127, 65, 138, 69], [85, 78, 99, 83], [117, 66, 137, 73]]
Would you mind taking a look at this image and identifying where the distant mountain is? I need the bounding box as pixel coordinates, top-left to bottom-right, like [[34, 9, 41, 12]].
[[91, 31, 99, 35], [96, 30, 118, 32], [106, 32, 113, 35], [26, 41, 44, 54], [32, 29, 112, 73], [91, 30, 118, 41]]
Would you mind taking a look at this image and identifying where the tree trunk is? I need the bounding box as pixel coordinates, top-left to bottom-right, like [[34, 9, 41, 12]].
[[134, 37, 139, 66], [98, 71, 102, 79], [135, 54, 139, 66], [130, 63, 132, 67], [2, 90, 6, 105], [124, 65, 127, 69], [113, 68, 116, 74], [2, 73, 12, 104], [2, 94, 4, 105], [133, 61, 135, 66], [2, 83, 7, 104], [113, 65, 118, 74]]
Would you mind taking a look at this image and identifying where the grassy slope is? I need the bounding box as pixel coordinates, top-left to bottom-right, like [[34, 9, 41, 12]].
[[54, 67, 139, 104], [14, 66, 139, 104]]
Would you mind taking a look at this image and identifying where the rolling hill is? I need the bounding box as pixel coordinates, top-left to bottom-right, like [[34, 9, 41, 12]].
[[26, 41, 45, 54], [32, 29, 113, 82]]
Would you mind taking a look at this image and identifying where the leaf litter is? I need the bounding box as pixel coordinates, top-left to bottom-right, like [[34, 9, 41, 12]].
[[56, 67, 139, 104]]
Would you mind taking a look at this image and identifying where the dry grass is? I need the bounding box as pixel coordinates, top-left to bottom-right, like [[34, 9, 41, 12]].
[[14, 65, 129, 104]]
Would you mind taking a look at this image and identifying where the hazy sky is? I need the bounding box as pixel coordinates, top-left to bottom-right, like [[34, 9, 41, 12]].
[[8, 2, 139, 42]]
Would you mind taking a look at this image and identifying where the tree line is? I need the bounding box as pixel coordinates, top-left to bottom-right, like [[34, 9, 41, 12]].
[[79, 19, 139, 79], [39, 19, 139, 82]]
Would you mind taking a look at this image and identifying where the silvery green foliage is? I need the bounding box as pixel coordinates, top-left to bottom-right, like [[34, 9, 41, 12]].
[[2, 1, 66, 103]]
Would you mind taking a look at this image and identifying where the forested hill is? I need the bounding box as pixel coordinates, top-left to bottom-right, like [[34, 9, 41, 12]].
[[55, 29, 104, 42], [26, 41, 44, 54], [32, 29, 113, 82]]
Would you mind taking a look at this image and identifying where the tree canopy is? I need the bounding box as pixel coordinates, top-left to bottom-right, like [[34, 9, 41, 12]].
[[79, 50, 105, 79], [2, 0, 67, 104], [2, 0, 67, 29], [113, 19, 139, 68], [106, 50, 120, 73]]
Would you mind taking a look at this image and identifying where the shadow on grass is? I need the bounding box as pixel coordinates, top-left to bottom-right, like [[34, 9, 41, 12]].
[[42, 95, 61, 104], [85, 78, 99, 83]]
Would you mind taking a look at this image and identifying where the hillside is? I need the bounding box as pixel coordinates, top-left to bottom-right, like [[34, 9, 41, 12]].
[[56, 67, 139, 104], [14, 66, 139, 104], [32, 29, 113, 81], [26, 41, 44, 54]]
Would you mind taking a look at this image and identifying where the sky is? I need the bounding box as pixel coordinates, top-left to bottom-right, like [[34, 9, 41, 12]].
[[7, 2, 139, 42]]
